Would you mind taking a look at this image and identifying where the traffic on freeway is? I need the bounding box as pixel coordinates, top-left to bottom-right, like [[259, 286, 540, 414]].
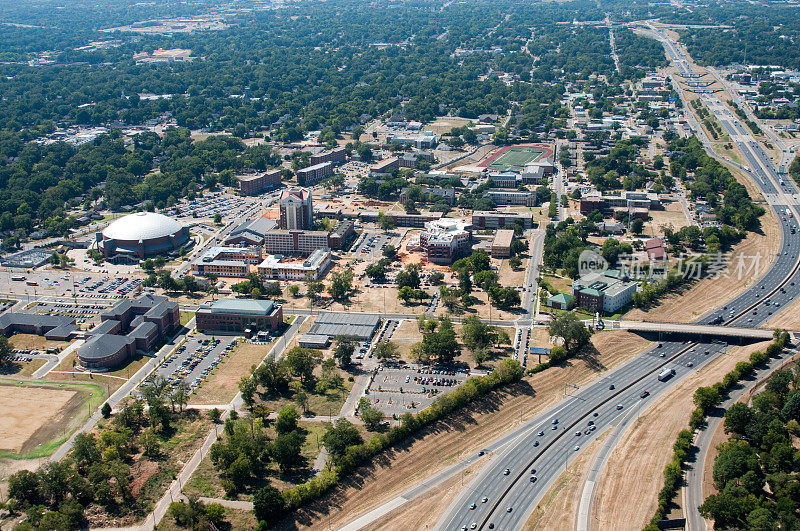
[[438, 28, 800, 531]]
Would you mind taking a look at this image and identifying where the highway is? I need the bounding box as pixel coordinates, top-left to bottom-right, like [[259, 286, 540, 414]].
[[436, 27, 800, 531]]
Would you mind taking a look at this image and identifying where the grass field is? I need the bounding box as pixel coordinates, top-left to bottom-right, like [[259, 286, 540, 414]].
[[483, 145, 551, 171]]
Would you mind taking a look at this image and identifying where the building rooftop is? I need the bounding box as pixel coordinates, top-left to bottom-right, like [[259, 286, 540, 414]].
[[202, 298, 277, 316], [103, 211, 185, 241], [492, 229, 515, 248]]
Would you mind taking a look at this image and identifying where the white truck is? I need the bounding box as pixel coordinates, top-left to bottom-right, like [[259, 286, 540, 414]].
[[657, 367, 676, 382]]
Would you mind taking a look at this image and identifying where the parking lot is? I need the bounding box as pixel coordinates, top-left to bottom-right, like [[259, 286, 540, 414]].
[[176, 193, 257, 220], [364, 364, 471, 417], [28, 301, 110, 324], [147, 334, 240, 395], [72, 276, 143, 299], [352, 231, 394, 257]]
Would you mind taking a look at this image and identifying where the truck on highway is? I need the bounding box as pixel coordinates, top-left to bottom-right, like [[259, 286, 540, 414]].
[[786, 209, 793, 218], [658, 368, 676, 381], [11, 275, 26, 281]]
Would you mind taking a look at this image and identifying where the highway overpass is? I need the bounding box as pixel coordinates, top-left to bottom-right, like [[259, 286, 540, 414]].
[[611, 320, 778, 340]]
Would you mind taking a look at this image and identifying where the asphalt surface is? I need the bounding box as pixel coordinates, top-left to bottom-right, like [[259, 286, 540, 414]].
[[437, 29, 800, 531]]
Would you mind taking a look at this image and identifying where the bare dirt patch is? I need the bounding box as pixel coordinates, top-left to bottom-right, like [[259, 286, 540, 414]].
[[0, 383, 78, 453], [624, 208, 779, 323], [644, 201, 691, 237], [277, 331, 651, 529], [591, 341, 771, 530]]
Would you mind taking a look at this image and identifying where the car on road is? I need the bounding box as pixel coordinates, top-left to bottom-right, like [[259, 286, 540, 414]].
[[507, 507, 513, 513], [533, 440, 539, 447], [503, 468, 510, 475], [538, 430, 544, 436], [470, 503, 476, 510], [574, 445, 580, 451], [616, 404, 624, 410], [471, 523, 477, 529], [530, 475, 537, 482], [640, 390, 650, 398], [609, 384, 615, 390], [482, 497, 488, 503], [552, 418, 558, 424], [575, 430, 582, 436]]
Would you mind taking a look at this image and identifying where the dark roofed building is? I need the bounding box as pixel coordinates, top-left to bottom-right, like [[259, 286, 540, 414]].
[[77, 293, 179, 370], [0, 313, 78, 341], [225, 217, 278, 246]]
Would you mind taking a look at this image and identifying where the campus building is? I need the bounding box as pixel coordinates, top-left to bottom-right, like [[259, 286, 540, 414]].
[[196, 298, 284, 333], [0, 313, 78, 341], [191, 246, 263, 278], [98, 212, 190, 263], [572, 270, 637, 313], [483, 190, 537, 207], [279, 189, 314, 230], [225, 217, 278, 246], [472, 211, 535, 230], [77, 294, 179, 370], [235, 169, 282, 196], [490, 229, 515, 258], [418, 218, 472, 265], [257, 248, 332, 280], [311, 147, 347, 165], [296, 161, 333, 186]]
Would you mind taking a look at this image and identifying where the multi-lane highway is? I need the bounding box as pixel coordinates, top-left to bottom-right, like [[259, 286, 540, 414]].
[[436, 26, 800, 531]]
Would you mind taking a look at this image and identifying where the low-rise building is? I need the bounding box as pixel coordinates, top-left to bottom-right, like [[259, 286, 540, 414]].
[[77, 294, 179, 370], [257, 248, 332, 280], [235, 169, 282, 196], [225, 217, 278, 246], [472, 211, 535, 230], [369, 157, 400, 176], [483, 190, 537, 207], [196, 298, 284, 333], [572, 270, 637, 313], [191, 246, 263, 278], [547, 293, 573, 310], [490, 229, 515, 258]]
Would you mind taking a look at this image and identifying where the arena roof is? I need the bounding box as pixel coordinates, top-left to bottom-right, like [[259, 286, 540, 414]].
[[103, 211, 185, 241]]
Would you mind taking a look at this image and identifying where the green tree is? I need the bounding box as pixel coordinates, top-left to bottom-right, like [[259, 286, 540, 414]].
[[332, 334, 358, 366], [322, 419, 363, 460], [271, 430, 304, 473], [361, 405, 385, 431], [329, 269, 354, 301], [548, 312, 590, 354], [373, 341, 399, 360], [253, 485, 286, 524], [630, 217, 644, 234], [275, 406, 299, 435]]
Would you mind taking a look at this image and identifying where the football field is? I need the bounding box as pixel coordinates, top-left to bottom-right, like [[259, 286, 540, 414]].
[[482, 145, 552, 172]]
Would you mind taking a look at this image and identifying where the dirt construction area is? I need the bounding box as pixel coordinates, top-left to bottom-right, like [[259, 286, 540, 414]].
[[590, 340, 771, 530], [0, 382, 80, 454], [277, 331, 651, 529]]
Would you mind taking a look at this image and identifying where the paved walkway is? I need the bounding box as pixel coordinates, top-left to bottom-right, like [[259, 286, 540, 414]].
[[33, 339, 83, 379]]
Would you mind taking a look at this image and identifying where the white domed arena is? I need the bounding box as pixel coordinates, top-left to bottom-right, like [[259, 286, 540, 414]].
[[97, 212, 190, 263]]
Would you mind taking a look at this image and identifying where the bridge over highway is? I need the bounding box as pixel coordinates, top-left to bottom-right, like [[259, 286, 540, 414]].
[[610, 320, 780, 341]]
